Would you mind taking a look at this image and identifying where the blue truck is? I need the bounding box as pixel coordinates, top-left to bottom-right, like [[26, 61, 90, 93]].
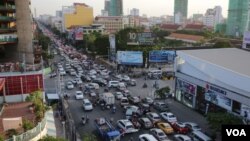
[[94, 118, 121, 141]]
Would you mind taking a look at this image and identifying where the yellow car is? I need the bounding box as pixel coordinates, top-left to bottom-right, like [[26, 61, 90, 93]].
[[156, 122, 174, 134]]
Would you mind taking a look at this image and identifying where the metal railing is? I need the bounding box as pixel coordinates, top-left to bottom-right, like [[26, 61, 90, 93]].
[[5, 117, 47, 141], [0, 5, 16, 10]]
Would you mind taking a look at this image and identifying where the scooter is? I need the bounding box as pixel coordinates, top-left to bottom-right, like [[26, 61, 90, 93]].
[[142, 83, 147, 88], [81, 115, 89, 125]]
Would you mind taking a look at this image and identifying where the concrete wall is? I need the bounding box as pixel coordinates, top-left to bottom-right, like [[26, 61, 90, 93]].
[[15, 0, 34, 64]]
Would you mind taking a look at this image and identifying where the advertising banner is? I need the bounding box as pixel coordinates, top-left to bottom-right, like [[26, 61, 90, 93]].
[[109, 34, 116, 49], [116, 51, 143, 65], [149, 50, 175, 63], [176, 78, 196, 95], [75, 27, 83, 40], [241, 104, 250, 120], [242, 31, 250, 49], [127, 32, 155, 45], [205, 92, 232, 111]]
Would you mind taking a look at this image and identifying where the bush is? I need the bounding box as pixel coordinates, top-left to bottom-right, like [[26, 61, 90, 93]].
[[6, 129, 18, 138], [22, 119, 34, 131], [38, 135, 65, 141], [155, 86, 170, 99]]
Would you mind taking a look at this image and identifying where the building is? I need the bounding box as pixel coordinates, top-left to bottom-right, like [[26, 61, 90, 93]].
[[226, 0, 250, 37], [109, 0, 123, 16], [62, 3, 93, 32], [165, 33, 205, 44], [94, 16, 124, 34], [101, 10, 109, 16], [184, 24, 207, 32], [174, 0, 188, 24], [192, 14, 203, 24], [160, 24, 182, 32], [104, 0, 110, 16], [130, 8, 139, 16], [175, 48, 250, 120], [203, 6, 223, 28], [0, 0, 34, 64]]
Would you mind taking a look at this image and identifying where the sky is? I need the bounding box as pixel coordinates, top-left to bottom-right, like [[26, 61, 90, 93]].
[[31, 0, 229, 18]]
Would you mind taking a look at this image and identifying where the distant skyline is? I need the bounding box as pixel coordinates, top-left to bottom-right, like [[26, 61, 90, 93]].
[[31, 0, 229, 18]]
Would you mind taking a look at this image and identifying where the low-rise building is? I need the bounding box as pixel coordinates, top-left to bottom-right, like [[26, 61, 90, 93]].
[[94, 16, 124, 34]]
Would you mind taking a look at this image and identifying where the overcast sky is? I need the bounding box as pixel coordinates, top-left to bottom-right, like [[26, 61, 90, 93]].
[[31, 0, 229, 18]]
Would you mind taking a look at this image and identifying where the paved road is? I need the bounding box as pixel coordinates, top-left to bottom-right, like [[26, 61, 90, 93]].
[[44, 55, 211, 141]]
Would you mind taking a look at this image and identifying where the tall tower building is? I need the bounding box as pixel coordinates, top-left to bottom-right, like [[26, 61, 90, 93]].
[[174, 0, 188, 24], [110, 0, 123, 16], [226, 0, 250, 37], [104, 0, 110, 16], [0, 0, 34, 63]]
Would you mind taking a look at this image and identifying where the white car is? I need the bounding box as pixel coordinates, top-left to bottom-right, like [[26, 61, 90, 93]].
[[183, 122, 201, 132], [59, 70, 66, 76], [117, 119, 138, 134], [83, 99, 93, 111], [75, 91, 84, 100], [173, 134, 192, 141], [139, 134, 158, 141], [76, 78, 83, 85], [66, 81, 74, 89], [114, 92, 123, 100], [160, 112, 177, 123], [150, 128, 171, 141], [146, 112, 161, 124]]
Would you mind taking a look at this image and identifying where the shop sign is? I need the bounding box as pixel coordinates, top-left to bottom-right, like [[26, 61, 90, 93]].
[[205, 92, 232, 111], [177, 79, 196, 95], [206, 84, 227, 95]]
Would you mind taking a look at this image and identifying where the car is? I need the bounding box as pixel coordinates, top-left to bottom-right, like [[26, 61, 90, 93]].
[[171, 122, 189, 134], [154, 102, 169, 112], [128, 96, 140, 104], [142, 97, 154, 105], [160, 112, 177, 123], [59, 70, 66, 76], [121, 75, 130, 82], [76, 78, 83, 85], [150, 128, 171, 141], [85, 83, 99, 90], [82, 99, 93, 111], [108, 81, 120, 88], [49, 72, 57, 78], [139, 134, 158, 141], [156, 122, 174, 134], [66, 81, 74, 89], [89, 92, 97, 97], [81, 75, 91, 82], [127, 79, 136, 86], [75, 91, 84, 100], [120, 97, 129, 107], [146, 112, 161, 124], [114, 92, 123, 100], [173, 134, 192, 141], [92, 78, 107, 86], [183, 122, 201, 132], [138, 103, 151, 114], [70, 69, 77, 76], [117, 119, 139, 134], [138, 117, 153, 129], [122, 89, 131, 97]]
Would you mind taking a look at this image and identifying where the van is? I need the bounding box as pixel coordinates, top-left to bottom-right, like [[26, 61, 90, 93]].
[[148, 70, 162, 78], [190, 131, 212, 141]]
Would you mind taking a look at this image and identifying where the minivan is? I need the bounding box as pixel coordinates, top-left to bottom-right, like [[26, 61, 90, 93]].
[[108, 81, 119, 88], [190, 131, 212, 141]]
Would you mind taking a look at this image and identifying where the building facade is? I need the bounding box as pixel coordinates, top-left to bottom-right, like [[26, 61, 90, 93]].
[[174, 0, 188, 24], [0, 0, 34, 64], [109, 0, 123, 16], [130, 8, 139, 16], [62, 3, 93, 32], [226, 0, 250, 37], [175, 48, 250, 120], [203, 6, 223, 28], [94, 16, 124, 34]]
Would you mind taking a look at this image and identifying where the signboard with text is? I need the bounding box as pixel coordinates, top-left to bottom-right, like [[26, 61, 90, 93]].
[[127, 32, 155, 45], [116, 51, 143, 65], [149, 50, 175, 63]]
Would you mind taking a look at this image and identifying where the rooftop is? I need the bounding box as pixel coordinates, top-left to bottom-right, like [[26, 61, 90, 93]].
[[185, 24, 205, 30], [160, 24, 181, 30], [178, 48, 250, 77], [167, 33, 204, 42]]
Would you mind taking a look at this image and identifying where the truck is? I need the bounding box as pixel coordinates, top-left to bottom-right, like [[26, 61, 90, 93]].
[[94, 118, 121, 141], [99, 93, 115, 106]]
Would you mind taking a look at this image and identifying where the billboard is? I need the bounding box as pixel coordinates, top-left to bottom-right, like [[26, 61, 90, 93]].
[[242, 31, 250, 49], [149, 50, 175, 63], [109, 34, 116, 49], [127, 32, 155, 45], [75, 27, 83, 40], [117, 51, 143, 65]]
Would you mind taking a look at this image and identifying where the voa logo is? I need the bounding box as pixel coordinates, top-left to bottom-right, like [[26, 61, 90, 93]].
[[226, 129, 246, 136]]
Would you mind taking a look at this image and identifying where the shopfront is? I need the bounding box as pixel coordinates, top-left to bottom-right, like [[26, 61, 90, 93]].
[[175, 78, 197, 108]]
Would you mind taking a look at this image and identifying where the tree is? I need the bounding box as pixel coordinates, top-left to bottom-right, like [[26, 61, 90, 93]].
[[155, 86, 170, 99], [94, 35, 109, 55], [213, 40, 232, 48], [82, 134, 97, 141], [38, 136, 65, 141], [22, 119, 34, 131]]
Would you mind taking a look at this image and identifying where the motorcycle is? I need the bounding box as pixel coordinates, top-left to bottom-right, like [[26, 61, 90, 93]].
[[81, 115, 89, 125], [142, 83, 147, 88]]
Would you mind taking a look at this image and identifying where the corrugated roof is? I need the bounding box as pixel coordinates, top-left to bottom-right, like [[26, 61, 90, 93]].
[[167, 33, 204, 42], [160, 24, 181, 30], [185, 24, 205, 30], [178, 48, 250, 77]]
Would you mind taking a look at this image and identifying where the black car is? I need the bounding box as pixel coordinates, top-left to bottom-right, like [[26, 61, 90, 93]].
[[138, 103, 151, 114], [127, 79, 136, 86], [81, 75, 91, 82], [92, 78, 107, 87]]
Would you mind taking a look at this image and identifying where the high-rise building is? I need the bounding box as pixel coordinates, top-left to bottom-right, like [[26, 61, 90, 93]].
[[0, 0, 34, 63], [174, 0, 188, 24], [109, 0, 123, 16], [104, 0, 111, 16], [226, 0, 250, 37], [203, 6, 223, 28], [192, 14, 203, 23], [62, 3, 93, 32], [130, 8, 139, 16]]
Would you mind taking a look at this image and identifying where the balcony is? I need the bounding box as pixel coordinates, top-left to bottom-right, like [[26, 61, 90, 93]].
[[0, 16, 16, 22], [0, 5, 16, 12], [0, 34, 18, 44], [0, 27, 16, 33]]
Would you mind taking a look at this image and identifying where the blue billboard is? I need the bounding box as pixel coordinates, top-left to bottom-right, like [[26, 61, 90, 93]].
[[117, 51, 143, 65], [149, 50, 175, 63]]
